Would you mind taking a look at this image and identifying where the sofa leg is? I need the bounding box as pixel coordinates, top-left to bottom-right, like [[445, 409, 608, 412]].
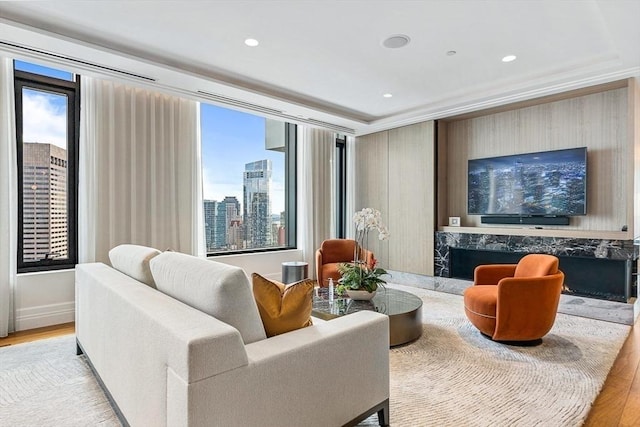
[[76, 339, 84, 356], [377, 399, 389, 427]]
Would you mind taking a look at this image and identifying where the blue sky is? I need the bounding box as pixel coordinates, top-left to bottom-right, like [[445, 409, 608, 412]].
[[200, 104, 285, 214], [16, 61, 70, 149], [16, 60, 286, 214]]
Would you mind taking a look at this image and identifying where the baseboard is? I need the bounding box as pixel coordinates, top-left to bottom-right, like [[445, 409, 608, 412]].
[[15, 301, 75, 331]]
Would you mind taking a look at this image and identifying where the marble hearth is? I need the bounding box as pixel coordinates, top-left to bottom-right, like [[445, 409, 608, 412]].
[[435, 231, 638, 302]]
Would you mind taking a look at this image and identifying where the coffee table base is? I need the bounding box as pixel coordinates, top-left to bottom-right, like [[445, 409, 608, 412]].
[[389, 305, 423, 346]]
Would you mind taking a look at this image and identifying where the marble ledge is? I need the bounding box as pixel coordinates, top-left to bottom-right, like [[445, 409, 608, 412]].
[[438, 226, 631, 240]]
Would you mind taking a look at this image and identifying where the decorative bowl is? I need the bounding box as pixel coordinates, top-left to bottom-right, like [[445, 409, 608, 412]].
[[346, 290, 376, 300]]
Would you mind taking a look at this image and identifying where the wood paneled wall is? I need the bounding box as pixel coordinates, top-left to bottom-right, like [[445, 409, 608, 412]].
[[632, 79, 640, 239], [355, 131, 390, 267], [355, 122, 435, 275], [443, 87, 631, 232]]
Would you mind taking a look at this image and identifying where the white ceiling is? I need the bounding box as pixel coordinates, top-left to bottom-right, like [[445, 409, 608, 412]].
[[0, 0, 639, 134]]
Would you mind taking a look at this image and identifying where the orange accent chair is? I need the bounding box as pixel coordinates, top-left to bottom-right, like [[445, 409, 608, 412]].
[[315, 239, 374, 288], [463, 254, 564, 343]]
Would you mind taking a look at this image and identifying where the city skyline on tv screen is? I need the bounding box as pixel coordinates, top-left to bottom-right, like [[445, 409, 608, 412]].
[[468, 148, 587, 216]]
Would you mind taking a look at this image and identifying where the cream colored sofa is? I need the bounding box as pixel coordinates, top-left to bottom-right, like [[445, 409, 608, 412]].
[[75, 245, 390, 427]]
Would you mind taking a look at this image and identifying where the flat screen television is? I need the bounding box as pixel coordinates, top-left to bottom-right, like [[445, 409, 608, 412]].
[[467, 147, 587, 216]]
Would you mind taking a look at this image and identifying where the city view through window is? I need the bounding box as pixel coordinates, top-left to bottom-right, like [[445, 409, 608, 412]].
[[20, 86, 70, 263], [201, 104, 288, 253]]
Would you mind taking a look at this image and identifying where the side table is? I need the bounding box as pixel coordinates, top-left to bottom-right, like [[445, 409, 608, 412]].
[[281, 261, 309, 284]]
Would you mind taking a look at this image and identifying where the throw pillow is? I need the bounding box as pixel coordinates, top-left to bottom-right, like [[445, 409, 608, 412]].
[[252, 273, 313, 337]]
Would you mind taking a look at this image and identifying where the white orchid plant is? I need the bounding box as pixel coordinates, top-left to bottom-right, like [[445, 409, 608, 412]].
[[353, 207, 390, 246], [336, 208, 390, 295]]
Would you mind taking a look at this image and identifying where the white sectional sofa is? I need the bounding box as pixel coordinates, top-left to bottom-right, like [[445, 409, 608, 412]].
[[75, 245, 390, 427]]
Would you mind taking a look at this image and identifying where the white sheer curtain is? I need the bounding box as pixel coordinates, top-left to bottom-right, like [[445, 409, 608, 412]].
[[0, 57, 17, 337], [297, 126, 335, 278], [79, 77, 202, 264]]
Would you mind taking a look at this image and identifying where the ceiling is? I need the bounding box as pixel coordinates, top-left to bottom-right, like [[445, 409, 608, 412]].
[[0, 0, 639, 135]]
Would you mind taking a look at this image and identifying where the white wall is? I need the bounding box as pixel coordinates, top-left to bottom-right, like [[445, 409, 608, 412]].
[[15, 269, 75, 331], [13, 249, 304, 331]]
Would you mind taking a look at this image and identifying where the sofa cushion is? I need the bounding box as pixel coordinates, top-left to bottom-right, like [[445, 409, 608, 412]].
[[252, 273, 313, 337], [109, 244, 162, 288], [150, 252, 267, 344]]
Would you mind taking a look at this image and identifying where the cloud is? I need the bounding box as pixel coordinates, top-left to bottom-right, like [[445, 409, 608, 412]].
[[22, 90, 67, 149]]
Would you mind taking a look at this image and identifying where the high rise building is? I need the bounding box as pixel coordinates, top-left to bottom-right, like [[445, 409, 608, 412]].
[[222, 196, 241, 248], [204, 196, 244, 252], [243, 160, 272, 248], [22, 142, 68, 262], [203, 199, 217, 251], [214, 201, 227, 248]]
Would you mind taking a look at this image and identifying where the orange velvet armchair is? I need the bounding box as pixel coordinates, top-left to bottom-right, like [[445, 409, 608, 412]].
[[463, 254, 564, 343], [315, 239, 374, 288]]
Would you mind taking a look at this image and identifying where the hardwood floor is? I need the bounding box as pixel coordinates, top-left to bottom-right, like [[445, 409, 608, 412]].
[[1, 319, 639, 425], [584, 316, 640, 427], [0, 322, 75, 347]]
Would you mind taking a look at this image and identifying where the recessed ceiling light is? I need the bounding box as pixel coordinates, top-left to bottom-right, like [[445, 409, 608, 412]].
[[382, 34, 411, 49], [446, 50, 457, 56], [502, 55, 517, 62], [383, 93, 393, 98], [244, 38, 259, 47]]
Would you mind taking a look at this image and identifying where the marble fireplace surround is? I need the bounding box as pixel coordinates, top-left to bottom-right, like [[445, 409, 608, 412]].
[[435, 230, 638, 302]]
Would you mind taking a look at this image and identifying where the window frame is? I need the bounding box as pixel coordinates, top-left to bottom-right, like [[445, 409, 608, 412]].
[[14, 67, 80, 272], [335, 135, 347, 238]]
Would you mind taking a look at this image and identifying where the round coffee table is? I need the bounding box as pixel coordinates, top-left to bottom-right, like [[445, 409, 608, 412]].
[[312, 287, 423, 346]]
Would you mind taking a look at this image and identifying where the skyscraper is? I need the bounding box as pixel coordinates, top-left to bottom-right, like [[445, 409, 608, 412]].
[[203, 199, 217, 251], [243, 160, 272, 248], [22, 142, 68, 262], [204, 196, 244, 252], [222, 196, 241, 249]]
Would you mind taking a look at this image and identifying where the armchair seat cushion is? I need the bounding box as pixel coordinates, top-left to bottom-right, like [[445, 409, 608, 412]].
[[463, 285, 497, 337]]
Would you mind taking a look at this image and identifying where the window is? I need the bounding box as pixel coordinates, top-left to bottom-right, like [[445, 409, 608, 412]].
[[200, 104, 296, 254], [14, 61, 79, 272], [335, 135, 347, 238]]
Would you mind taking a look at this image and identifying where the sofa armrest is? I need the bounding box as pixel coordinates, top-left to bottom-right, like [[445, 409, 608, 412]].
[[177, 310, 390, 427], [241, 311, 389, 426], [245, 310, 388, 362]]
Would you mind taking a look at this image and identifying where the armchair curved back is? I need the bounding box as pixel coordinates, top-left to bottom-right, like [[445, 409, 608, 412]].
[[514, 254, 559, 277], [315, 239, 374, 287], [320, 239, 357, 264]]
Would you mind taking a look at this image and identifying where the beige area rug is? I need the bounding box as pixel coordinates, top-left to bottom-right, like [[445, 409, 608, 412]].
[[0, 285, 630, 427], [359, 283, 631, 426], [0, 336, 119, 426]]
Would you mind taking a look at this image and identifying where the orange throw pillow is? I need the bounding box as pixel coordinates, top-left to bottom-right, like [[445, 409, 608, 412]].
[[252, 273, 313, 337]]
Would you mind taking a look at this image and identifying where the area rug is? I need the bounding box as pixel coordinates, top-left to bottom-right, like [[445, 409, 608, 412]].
[[359, 284, 631, 426], [0, 336, 119, 426], [0, 284, 630, 427]]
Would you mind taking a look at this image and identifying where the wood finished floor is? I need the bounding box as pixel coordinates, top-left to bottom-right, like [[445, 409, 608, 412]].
[[1, 319, 638, 426]]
